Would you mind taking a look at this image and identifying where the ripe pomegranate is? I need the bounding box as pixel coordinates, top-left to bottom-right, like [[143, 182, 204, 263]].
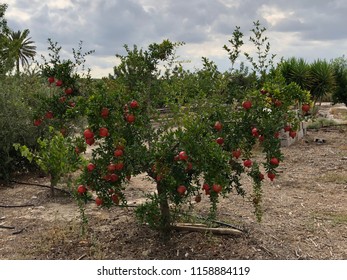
[[252, 127, 259, 137], [178, 151, 188, 161], [95, 197, 103, 206], [232, 149, 241, 159], [243, 159, 252, 168], [242, 100, 252, 110], [270, 157, 279, 166], [267, 172, 276, 181], [77, 185, 87, 195], [45, 111, 54, 119], [85, 137, 95, 146], [177, 185, 187, 195], [87, 163, 96, 172], [212, 184, 222, 193], [48, 77, 55, 84], [64, 87, 73, 95], [114, 149, 124, 157], [33, 119, 42, 126], [130, 100, 139, 109], [302, 104, 310, 113], [216, 137, 224, 145], [289, 131, 297, 139], [99, 127, 109, 137], [84, 128, 94, 139], [214, 121, 222, 131], [126, 114, 135, 123], [101, 107, 110, 119]]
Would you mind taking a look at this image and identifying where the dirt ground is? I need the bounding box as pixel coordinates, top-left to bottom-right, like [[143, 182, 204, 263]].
[[1, 107, 347, 260]]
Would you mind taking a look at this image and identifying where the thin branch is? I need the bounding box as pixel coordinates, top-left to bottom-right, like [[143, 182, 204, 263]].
[[172, 223, 244, 236], [77, 254, 87, 260], [185, 213, 246, 233]]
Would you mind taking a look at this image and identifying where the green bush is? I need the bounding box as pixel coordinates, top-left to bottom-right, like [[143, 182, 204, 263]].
[[14, 126, 85, 196], [306, 118, 338, 129], [0, 74, 46, 180], [331, 56, 347, 106]]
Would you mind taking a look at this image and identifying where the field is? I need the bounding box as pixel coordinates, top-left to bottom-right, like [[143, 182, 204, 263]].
[[1, 106, 347, 260]]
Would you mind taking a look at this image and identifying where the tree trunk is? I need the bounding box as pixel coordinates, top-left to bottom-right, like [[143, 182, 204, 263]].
[[16, 59, 20, 75], [156, 182, 171, 239], [50, 175, 58, 197]]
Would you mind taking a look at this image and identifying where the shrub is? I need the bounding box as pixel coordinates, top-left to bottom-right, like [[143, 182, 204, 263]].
[[0, 74, 45, 180], [14, 127, 85, 196], [306, 118, 338, 129], [331, 56, 347, 106]]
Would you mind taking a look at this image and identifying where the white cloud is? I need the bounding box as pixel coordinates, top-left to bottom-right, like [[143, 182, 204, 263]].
[[217, 0, 241, 9], [47, 0, 74, 9], [258, 4, 295, 26]]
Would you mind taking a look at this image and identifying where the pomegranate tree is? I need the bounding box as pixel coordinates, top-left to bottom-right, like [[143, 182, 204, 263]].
[[74, 38, 310, 238]]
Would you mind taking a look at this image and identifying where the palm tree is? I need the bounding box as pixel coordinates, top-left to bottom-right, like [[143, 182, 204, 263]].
[[279, 57, 311, 90], [7, 28, 36, 74], [309, 59, 336, 103]]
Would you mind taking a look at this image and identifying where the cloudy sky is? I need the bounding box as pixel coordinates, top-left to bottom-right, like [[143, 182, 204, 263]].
[[4, 0, 347, 77]]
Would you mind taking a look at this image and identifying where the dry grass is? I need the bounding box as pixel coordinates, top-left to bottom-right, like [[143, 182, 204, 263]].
[[319, 171, 347, 184], [312, 211, 347, 226], [330, 107, 347, 121]]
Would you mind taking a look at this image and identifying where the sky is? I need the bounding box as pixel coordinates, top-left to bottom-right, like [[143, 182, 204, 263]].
[[4, 0, 347, 78]]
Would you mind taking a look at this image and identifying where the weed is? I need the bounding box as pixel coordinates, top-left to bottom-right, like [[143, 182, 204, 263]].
[[307, 118, 338, 129]]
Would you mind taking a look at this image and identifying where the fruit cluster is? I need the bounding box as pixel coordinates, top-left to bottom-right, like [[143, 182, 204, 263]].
[[77, 99, 141, 206]]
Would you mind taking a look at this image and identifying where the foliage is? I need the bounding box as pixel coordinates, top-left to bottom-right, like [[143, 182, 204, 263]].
[[0, 5, 36, 75], [0, 74, 45, 181], [0, 3, 13, 75], [331, 56, 347, 106], [243, 20, 276, 82], [0, 3, 7, 33], [309, 59, 336, 103], [34, 39, 94, 136], [114, 39, 182, 109], [306, 117, 338, 129], [279, 57, 311, 90], [223, 26, 244, 71], [0, 39, 93, 182], [6, 28, 36, 74], [14, 127, 85, 195], [160, 59, 228, 106], [75, 36, 310, 238], [223, 63, 257, 103], [279, 57, 339, 105], [222, 21, 273, 101]]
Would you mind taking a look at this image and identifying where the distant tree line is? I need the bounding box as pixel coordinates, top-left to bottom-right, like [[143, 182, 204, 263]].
[[279, 56, 347, 105]]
